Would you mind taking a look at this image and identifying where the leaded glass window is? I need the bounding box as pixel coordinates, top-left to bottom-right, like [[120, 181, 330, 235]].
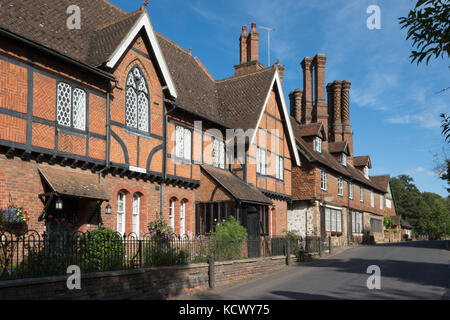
[[56, 82, 86, 131], [125, 66, 149, 132]]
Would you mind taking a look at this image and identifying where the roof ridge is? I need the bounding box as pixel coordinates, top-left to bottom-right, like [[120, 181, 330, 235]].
[[156, 31, 192, 56], [193, 56, 215, 81], [215, 66, 276, 83], [101, 0, 128, 15], [95, 9, 143, 31]]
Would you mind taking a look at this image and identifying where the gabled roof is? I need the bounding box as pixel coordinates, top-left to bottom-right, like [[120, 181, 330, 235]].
[[290, 119, 385, 193], [370, 175, 391, 191], [0, 1, 177, 98], [328, 141, 350, 155], [289, 118, 326, 140], [354, 155, 372, 168], [201, 165, 272, 205]]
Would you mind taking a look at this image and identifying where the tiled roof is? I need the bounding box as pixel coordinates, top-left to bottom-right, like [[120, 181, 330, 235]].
[[0, 0, 126, 66], [289, 117, 325, 139], [290, 119, 385, 193], [401, 219, 413, 229], [328, 141, 349, 155], [201, 165, 272, 205], [39, 167, 110, 201], [370, 175, 391, 191], [353, 155, 371, 168]]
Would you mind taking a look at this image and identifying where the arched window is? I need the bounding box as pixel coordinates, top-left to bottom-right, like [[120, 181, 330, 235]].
[[169, 198, 175, 230], [180, 200, 186, 236], [117, 192, 126, 236], [132, 194, 141, 236], [125, 66, 149, 132]]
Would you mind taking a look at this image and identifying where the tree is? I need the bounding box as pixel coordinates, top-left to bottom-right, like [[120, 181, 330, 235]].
[[422, 192, 450, 238], [441, 113, 450, 143], [399, 0, 450, 66], [390, 175, 432, 235]]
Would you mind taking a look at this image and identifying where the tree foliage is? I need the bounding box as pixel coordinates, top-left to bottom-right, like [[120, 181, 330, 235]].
[[390, 175, 450, 238], [399, 0, 450, 66]]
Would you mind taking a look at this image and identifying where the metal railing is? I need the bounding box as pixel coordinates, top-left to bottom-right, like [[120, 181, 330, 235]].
[[0, 231, 289, 281]]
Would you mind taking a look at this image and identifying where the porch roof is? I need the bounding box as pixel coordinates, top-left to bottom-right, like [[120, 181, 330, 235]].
[[200, 165, 272, 205], [38, 166, 110, 201]]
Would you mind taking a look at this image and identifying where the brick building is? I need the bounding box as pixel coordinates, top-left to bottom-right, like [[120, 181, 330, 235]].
[[287, 55, 398, 245], [0, 0, 300, 248]]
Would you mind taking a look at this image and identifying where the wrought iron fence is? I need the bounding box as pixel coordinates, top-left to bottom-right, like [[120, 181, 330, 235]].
[[0, 231, 289, 281]]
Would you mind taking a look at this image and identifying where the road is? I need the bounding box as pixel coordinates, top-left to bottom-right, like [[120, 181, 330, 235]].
[[198, 241, 449, 300]]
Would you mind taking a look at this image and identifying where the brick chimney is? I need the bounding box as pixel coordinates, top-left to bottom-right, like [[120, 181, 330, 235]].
[[341, 80, 353, 155], [332, 80, 343, 142], [239, 25, 248, 64], [313, 54, 327, 136], [289, 89, 303, 123], [301, 57, 313, 124], [326, 83, 333, 141], [234, 22, 264, 76]]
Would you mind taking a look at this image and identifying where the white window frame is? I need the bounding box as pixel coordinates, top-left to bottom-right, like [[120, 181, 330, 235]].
[[56, 82, 87, 131], [325, 207, 342, 233], [180, 200, 186, 236], [257, 148, 267, 175], [169, 199, 175, 230], [364, 166, 369, 179], [370, 191, 374, 207], [314, 137, 322, 153], [132, 194, 140, 236], [349, 182, 354, 199], [213, 138, 225, 169], [341, 153, 347, 166], [276, 155, 284, 180], [352, 211, 363, 234], [320, 169, 327, 191], [360, 186, 364, 202], [117, 192, 126, 236], [386, 198, 392, 209], [338, 177, 343, 196], [175, 125, 191, 162]]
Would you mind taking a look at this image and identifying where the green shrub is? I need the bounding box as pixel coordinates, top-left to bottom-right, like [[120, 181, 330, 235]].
[[79, 228, 125, 272], [142, 240, 189, 267], [286, 231, 302, 259], [211, 216, 247, 261]]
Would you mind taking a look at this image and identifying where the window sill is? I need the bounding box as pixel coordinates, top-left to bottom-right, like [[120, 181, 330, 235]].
[[57, 126, 87, 137]]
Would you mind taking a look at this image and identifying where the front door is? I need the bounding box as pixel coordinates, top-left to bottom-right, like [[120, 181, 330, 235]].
[[246, 206, 260, 258]]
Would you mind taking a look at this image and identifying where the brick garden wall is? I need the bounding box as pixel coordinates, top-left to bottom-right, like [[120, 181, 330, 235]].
[[0, 255, 288, 300]]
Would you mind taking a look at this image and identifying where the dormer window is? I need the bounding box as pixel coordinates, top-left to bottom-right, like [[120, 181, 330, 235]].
[[341, 153, 347, 166], [314, 137, 322, 153], [364, 166, 369, 179]]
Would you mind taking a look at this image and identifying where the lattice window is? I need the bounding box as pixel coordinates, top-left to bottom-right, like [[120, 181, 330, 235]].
[[57, 82, 72, 127], [73, 88, 86, 130], [125, 66, 150, 132], [57, 82, 86, 130]]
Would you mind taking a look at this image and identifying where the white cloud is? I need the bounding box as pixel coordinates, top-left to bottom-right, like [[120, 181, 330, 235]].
[[407, 167, 437, 177]]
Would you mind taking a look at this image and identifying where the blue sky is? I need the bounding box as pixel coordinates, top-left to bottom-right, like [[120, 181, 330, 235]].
[[112, 0, 449, 197]]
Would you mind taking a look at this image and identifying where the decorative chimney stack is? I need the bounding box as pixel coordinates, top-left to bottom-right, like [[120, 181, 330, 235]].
[[332, 80, 343, 142], [289, 89, 303, 123], [301, 57, 313, 124], [326, 83, 334, 141], [313, 54, 327, 136], [341, 80, 353, 155], [234, 22, 264, 76], [239, 26, 248, 64]]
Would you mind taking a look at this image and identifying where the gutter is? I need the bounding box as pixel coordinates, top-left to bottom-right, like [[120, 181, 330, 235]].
[[0, 28, 116, 82]]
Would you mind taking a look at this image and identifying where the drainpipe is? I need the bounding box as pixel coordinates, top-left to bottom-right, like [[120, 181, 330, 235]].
[[347, 177, 354, 246]]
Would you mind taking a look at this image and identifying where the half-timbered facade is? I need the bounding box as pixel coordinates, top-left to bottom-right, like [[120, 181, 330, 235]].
[[0, 1, 299, 241]]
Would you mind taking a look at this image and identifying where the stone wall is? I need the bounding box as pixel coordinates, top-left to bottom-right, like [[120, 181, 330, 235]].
[[287, 201, 315, 237]]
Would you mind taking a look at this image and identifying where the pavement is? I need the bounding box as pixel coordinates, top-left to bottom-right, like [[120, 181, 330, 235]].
[[190, 240, 449, 300]]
